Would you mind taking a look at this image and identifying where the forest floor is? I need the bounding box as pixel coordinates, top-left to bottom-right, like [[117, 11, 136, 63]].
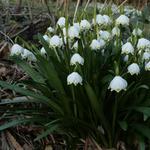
[[0, 1, 150, 150]]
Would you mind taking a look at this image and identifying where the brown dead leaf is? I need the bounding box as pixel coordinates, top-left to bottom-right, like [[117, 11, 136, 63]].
[[6, 131, 23, 150], [0, 42, 10, 59], [0, 67, 7, 76], [45, 145, 53, 150]]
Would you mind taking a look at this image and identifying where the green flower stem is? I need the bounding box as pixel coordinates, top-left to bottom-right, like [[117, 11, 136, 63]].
[[112, 95, 118, 144], [54, 48, 61, 62], [71, 85, 77, 117]]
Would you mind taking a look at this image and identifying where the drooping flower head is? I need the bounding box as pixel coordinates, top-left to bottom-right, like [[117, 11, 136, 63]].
[[116, 15, 129, 26], [145, 61, 150, 71], [80, 19, 91, 31], [137, 38, 150, 50], [108, 76, 128, 92], [50, 35, 63, 48], [127, 63, 140, 75], [57, 17, 66, 28], [121, 42, 134, 55], [67, 72, 83, 86], [10, 44, 24, 56], [70, 53, 84, 66]]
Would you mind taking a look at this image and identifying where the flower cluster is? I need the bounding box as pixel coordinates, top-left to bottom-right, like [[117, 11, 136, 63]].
[[10, 44, 36, 62], [10, 13, 150, 93]]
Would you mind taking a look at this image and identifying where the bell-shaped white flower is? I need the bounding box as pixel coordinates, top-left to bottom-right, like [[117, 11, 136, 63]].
[[98, 39, 106, 48], [68, 26, 79, 39], [21, 49, 36, 62], [137, 38, 150, 50], [112, 26, 120, 36], [103, 15, 112, 26], [72, 41, 78, 50], [43, 35, 50, 42], [121, 42, 134, 55], [116, 15, 129, 26], [40, 47, 46, 55], [95, 14, 105, 25], [73, 23, 80, 32], [47, 26, 54, 33], [99, 30, 111, 41], [127, 63, 140, 75], [50, 35, 62, 48], [132, 28, 142, 36], [90, 39, 101, 50], [108, 76, 128, 92], [70, 53, 84, 66], [123, 55, 129, 62], [145, 61, 150, 71], [22, 49, 32, 59], [80, 19, 91, 31], [10, 44, 24, 56], [143, 52, 150, 61], [67, 72, 83, 86], [57, 17, 66, 28]]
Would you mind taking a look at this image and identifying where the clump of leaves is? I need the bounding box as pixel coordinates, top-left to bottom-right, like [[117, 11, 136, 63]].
[[0, 5, 150, 149]]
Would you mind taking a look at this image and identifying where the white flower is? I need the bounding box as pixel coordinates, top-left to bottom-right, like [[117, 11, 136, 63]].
[[123, 55, 129, 62], [72, 41, 78, 50], [108, 76, 128, 92], [137, 38, 150, 50], [145, 48, 150, 53], [112, 26, 120, 36], [121, 42, 134, 55], [99, 30, 111, 41], [143, 52, 150, 61], [21, 49, 36, 62], [90, 39, 101, 50], [70, 53, 84, 66], [103, 15, 112, 25], [50, 35, 62, 48], [132, 28, 142, 36], [57, 17, 66, 28], [40, 47, 46, 55], [47, 26, 54, 33], [95, 14, 105, 25], [80, 19, 91, 31], [127, 63, 140, 75], [63, 28, 67, 36], [68, 26, 79, 39], [22, 49, 32, 59], [43, 35, 50, 42], [116, 15, 129, 26], [98, 39, 106, 48], [145, 61, 150, 71], [67, 72, 83, 86], [10, 44, 24, 56], [73, 23, 80, 32]]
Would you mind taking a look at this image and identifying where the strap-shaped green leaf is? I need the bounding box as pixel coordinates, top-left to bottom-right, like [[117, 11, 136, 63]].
[[0, 81, 63, 114], [12, 57, 45, 84]]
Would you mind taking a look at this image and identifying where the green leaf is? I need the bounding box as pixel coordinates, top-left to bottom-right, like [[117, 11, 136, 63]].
[[85, 82, 101, 116], [138, 136, 145, 150], [34, 124, 59, 141], [0, 81, 64, 114], [119, 121, 128, 131], [36, 55, 65, 94], [0, 119, 30, 131], [132, 124, 150, 139], [134, 107, 150, 118], [12, 57, 45, 84]]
